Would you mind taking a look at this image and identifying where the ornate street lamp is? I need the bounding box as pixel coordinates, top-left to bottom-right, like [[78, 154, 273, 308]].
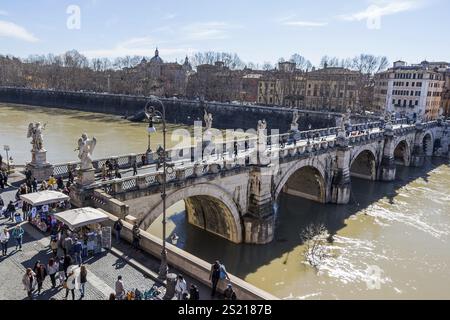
[[3, 145, 10, 174], [144, 96, 170, 280]]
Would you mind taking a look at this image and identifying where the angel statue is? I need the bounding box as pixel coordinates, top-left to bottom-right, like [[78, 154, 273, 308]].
[[257, 119, 267, 132], [27, 122, 47, 152], [291, 109, 300, 127], [75, 133, 97, 170], [204, 110, 213, 130]]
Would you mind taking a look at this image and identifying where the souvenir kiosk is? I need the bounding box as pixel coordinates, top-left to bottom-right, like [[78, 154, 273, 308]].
[[54, 207, 111, 255], [20, 190, 70, 232]]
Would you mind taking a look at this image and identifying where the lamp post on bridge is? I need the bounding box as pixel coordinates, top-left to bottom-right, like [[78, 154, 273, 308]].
[[3, 145, 10, 174], [144, 96, 170, 280]]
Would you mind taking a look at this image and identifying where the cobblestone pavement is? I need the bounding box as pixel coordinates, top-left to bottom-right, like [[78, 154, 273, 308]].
[[0, 179, 217, 301], [0, 216, 159, 300]]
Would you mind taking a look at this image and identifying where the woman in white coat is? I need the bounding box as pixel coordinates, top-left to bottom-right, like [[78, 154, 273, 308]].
[[22, 268, 37, 300]]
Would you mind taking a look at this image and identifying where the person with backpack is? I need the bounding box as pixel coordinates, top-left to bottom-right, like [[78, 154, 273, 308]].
[[114, 218, 123, 243], [12, 225, 24, 251]]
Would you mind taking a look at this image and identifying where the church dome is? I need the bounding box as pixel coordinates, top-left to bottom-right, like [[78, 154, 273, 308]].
[[149, 48, 164, 64]]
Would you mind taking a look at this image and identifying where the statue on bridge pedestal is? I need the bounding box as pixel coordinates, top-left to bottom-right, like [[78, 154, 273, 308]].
[[76, 133, 97, 171], [26, 122, 53, 181], [257, 119, 267, 132], [27, 122, 47, 152], [204, 109, 213, 131], [291, 109, 300, 131]]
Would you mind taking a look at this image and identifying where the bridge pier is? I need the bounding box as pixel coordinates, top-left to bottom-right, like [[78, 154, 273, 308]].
[[244, 166, 276, 244], [379, 130, 396, 181], [331, 136, 351, 204], [410, 147, 425, 167]]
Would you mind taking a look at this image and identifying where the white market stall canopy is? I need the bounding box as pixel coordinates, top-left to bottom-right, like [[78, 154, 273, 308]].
[[20, 190, 70, 206], [54, 207, 109, 230]]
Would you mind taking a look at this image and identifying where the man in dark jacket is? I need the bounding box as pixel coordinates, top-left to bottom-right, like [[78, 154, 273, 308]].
[[114, 219, 123, 243]]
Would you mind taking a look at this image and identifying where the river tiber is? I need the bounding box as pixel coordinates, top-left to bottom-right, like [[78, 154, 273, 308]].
[[1, 97, 449, 300]]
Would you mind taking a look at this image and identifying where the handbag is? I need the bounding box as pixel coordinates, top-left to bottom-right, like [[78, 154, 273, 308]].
[[219, 266, 226, 280], [62, 280, 68, 289]]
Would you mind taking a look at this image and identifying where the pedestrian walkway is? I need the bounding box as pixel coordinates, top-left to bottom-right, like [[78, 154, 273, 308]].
[[0, 174, 224, 301]]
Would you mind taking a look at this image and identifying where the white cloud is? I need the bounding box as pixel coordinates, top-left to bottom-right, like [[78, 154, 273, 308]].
[[338, 0, 423, 21], [283, 21, 328, 27], [162, 13, 177, 20], [82, 37, 194, 58], [0, 20, 39, 42], [182, 22, 241, 41]]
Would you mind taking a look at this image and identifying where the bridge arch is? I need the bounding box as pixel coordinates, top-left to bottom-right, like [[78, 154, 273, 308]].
[[350, 148, 377, 180], [274, 162, 328, 203], [394, 140, 411, 166], [139, 184, 243, 244], [422, 132, 434, 156]]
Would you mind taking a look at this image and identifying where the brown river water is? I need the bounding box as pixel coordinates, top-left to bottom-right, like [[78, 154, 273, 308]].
[[1, 103, 450, 299]]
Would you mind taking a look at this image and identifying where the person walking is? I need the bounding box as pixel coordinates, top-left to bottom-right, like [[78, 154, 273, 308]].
[[7, 201, 15, 222], [47, 258, 59, 288], [64, 268, 76, 300], [34, 261, 48, 295], [63, 254, 72, 278], [113, 218, 123, 243], [115, 275, 126, 300], [57, 256, 65, 285], [189, 284, 200, 300], [175, 275, 187, 300], [209, 260, 229, 297], [79, 265, 87, 299], [101, 163, 107, 181], [22, 268, 37, 300], [132, 223, 141, 250], [73, 237, 83, 266], [224, 284, 237, 300], [50, 237, 58, 257], [12, 225, 24, 251], [1, 228, 10, 256], [31, 178, 38, 193], [0, 171, 4, 190], [56, 176, 64, 190], [132, 161, 138, 176]]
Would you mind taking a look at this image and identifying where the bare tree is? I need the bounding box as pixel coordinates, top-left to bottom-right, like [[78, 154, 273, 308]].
[[289, 53, 312, 71], [300, 224, 329, 269], [262, 62, 273, 71]]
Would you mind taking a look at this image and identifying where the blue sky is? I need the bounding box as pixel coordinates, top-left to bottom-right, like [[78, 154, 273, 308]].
[[0, 0, 448, 66]]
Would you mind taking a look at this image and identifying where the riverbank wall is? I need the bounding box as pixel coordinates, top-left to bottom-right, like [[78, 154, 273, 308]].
[[0, 87, 356, 132]]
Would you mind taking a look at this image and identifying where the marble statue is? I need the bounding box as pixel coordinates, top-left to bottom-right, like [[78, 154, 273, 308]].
[[204, 110, 213, 130], [27, 122, 46, 151], [257, 119, 267, 132], [76, 133, 97, 170], [291, 109, 300, 127]]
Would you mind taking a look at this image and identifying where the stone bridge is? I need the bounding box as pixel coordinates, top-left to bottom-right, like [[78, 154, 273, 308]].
[[73, 119, 449, 245]]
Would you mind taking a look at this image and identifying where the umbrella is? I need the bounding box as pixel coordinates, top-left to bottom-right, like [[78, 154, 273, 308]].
[[54, 207, 109, 230]]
